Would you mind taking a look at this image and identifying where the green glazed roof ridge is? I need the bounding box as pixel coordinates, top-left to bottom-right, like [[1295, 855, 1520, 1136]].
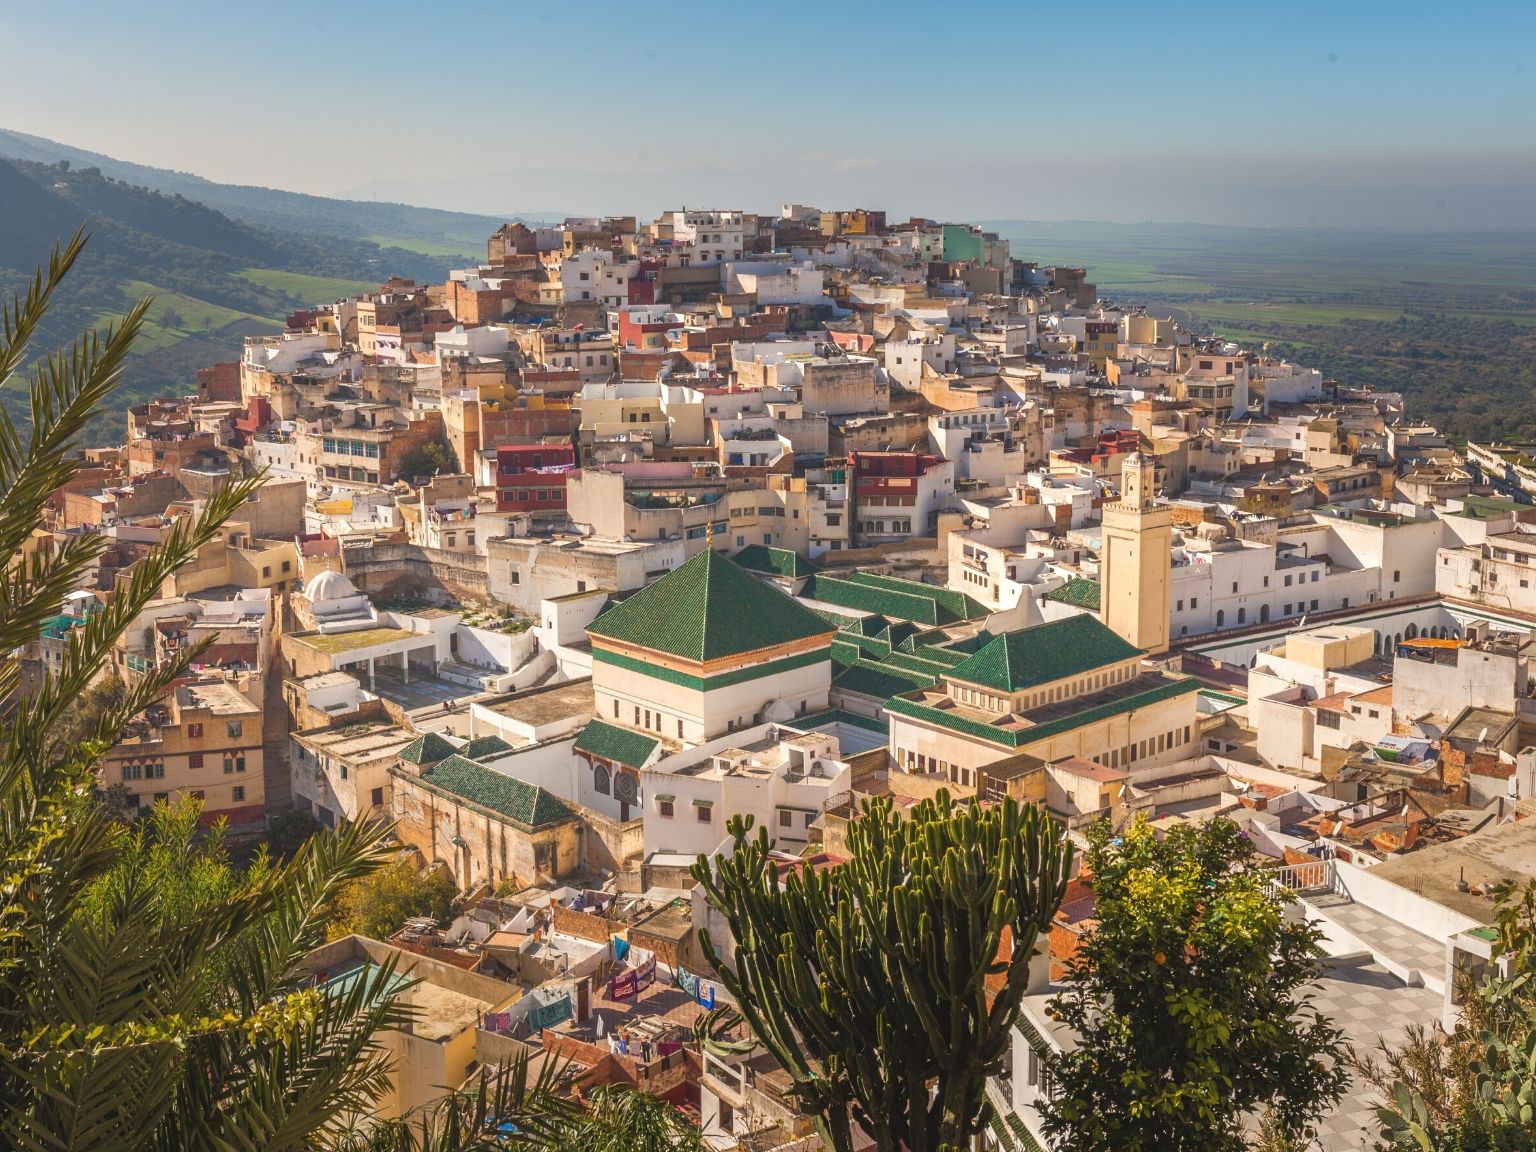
[[573, 718, 661, 769], [947, 617, 1143, 693], [418, 754, 574, 827], [398, 730, 458, 765], [1045, 577, 1102, 611], [587, 550, 833, 662]]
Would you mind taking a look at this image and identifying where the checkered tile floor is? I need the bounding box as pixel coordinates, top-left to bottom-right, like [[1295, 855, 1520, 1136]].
[[1305, 962, 1443, 1150], [1306, 892, 1448, 983]]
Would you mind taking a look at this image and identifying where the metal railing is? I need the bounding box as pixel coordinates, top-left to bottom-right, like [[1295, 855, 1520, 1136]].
[[1264, 858, 1337, 898]]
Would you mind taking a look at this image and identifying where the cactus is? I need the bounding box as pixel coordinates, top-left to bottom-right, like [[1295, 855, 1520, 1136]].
[[691, 790, 1072, 1152]]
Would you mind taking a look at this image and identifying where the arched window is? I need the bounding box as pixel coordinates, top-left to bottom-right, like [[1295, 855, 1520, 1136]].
[[1217, 610, 1225, 627], [1260, 604, 1270, 623], [1406, 623, 1418, 639], [1237, 607, 1246, 625], [614, 772, 638, 804], [593, 763, 610, 795]]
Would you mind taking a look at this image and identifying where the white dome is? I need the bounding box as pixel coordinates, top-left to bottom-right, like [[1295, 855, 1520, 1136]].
[[305, 569, 358, 603]]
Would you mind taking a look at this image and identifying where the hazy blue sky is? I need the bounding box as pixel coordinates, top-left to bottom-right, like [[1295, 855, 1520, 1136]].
[[5, 0, 1535, 226]]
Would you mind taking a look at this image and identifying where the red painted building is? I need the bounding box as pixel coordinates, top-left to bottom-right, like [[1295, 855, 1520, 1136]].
[[495, 444, 576, 513], [849, 450, 952, 543]]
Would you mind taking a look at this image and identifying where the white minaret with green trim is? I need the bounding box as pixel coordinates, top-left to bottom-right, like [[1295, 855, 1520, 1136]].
[[1100, 452, 1171, 656]]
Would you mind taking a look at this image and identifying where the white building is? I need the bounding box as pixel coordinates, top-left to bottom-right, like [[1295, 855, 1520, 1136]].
[[641, 726, 850, 859]]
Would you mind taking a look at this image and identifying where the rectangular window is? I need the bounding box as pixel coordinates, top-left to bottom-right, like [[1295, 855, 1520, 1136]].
[[365, 442, 379, 458], [188, 752, 203, 769], [779, 810, 792, 828], [232, 786, 245, 802], [697, 806, 712, 823], [227, 721, 243, 738], [187, 723, 203, 739], [659, 800, 674, 818], [371, 787, 384, 806], [322, 438, 336, 454]]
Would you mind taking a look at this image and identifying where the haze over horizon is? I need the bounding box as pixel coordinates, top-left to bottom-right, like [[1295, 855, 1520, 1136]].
[[5, 0, 1535, 229]]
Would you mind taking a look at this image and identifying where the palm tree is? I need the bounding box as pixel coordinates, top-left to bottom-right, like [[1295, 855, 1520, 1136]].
[[339, 1064, 703, 1152], [0, 234, 413, 1151]]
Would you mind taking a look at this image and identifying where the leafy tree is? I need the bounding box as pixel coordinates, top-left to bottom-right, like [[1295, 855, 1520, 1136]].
[[691, 791, 1073, 1152], [0, 235, 414, 1150], [46, 671, 125, 760], [397, 436, 457, 481], [1038, 815, 1349, 1152], [92, 779, 138, 823], [328, 853, 457, 942], [267, 807, 324, 859], [1363, 878, 1536, 1151]]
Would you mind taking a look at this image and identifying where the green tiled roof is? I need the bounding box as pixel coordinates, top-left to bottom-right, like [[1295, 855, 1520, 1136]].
[[898, 628, 951, 653], [834, 659, 938, 700], [806, 575, 940, 625], [397, 731, 457, 766], [790, 707, 890, 736], [941, 630, 994, 655], [732, 544, 817, 579], [913, 644, 970, 668], [948, 617, 1143, 693], [1044, 578, 1101, 612], [846, 573, 989, 623], [588, 550, 833, 662], [885, 675, 1202, 750], [573, 719, 660, 769], [882, 651, 957, 677], [838, 633, 893, 661], [417, 755, 575, 827], [461, 735, 515, 760]]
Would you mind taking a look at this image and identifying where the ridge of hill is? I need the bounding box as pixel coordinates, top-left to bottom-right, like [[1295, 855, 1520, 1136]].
[[0, 156, 478, 443], [0, 127, 518, 258]]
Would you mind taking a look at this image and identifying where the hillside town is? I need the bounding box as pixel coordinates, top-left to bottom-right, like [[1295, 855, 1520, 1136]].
[[34, 206, 1536, 1151]]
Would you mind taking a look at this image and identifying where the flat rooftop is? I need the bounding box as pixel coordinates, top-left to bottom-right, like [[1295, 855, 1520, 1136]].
[[178, 680, 259, 715], [1367, 821, 1536, 924], [291, 626, 413, 655], [298, 722, 414, 763], [487, 679, 595, 727]]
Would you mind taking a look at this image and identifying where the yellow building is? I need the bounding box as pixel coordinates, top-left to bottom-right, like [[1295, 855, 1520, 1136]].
[[1100, 452, 1172, 655], [885, 615, 1200, 788]]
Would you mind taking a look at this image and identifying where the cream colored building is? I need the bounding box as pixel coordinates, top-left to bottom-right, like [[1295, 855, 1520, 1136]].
[[1100, 452, 1172, 655], [886, 615, 1201, 790]]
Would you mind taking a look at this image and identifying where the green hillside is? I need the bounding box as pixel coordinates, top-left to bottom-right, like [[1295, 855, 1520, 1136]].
[[0, 127, 512, 251], [0, 157, 476, 444]]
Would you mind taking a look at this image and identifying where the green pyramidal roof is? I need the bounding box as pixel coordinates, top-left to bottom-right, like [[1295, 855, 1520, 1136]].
[[587, 550, 834, 663], [419, 755, 573, 828], [947, 616, 1144, 693], [573, 719, 660, 769], [397, 731, 457, 766]]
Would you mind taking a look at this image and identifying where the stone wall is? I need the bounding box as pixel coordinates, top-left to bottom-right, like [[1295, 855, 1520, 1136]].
[[345, 541, 491, 606]]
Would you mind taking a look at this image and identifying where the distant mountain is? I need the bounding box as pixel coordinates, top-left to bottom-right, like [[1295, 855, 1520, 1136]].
[[0, 154, 492, 444], [0, 128, 524, 255]]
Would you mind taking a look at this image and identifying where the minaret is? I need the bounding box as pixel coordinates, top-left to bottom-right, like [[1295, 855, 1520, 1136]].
[[1100, 452, 1172, 655]]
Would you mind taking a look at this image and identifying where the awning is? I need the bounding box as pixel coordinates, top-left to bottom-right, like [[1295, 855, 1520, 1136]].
[[653, 794, 676, 804], [691, 797, 715, 807]]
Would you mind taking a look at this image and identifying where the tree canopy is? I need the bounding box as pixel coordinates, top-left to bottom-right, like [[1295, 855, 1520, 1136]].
[[692, 791, 1072, 1152], [1039, 815, 1349, 1152]]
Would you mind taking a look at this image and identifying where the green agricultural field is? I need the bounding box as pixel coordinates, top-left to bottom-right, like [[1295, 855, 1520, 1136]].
[[367, 233, 480, 259], [237, 267, 375, 302], [983, 220, 1536, 443]]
